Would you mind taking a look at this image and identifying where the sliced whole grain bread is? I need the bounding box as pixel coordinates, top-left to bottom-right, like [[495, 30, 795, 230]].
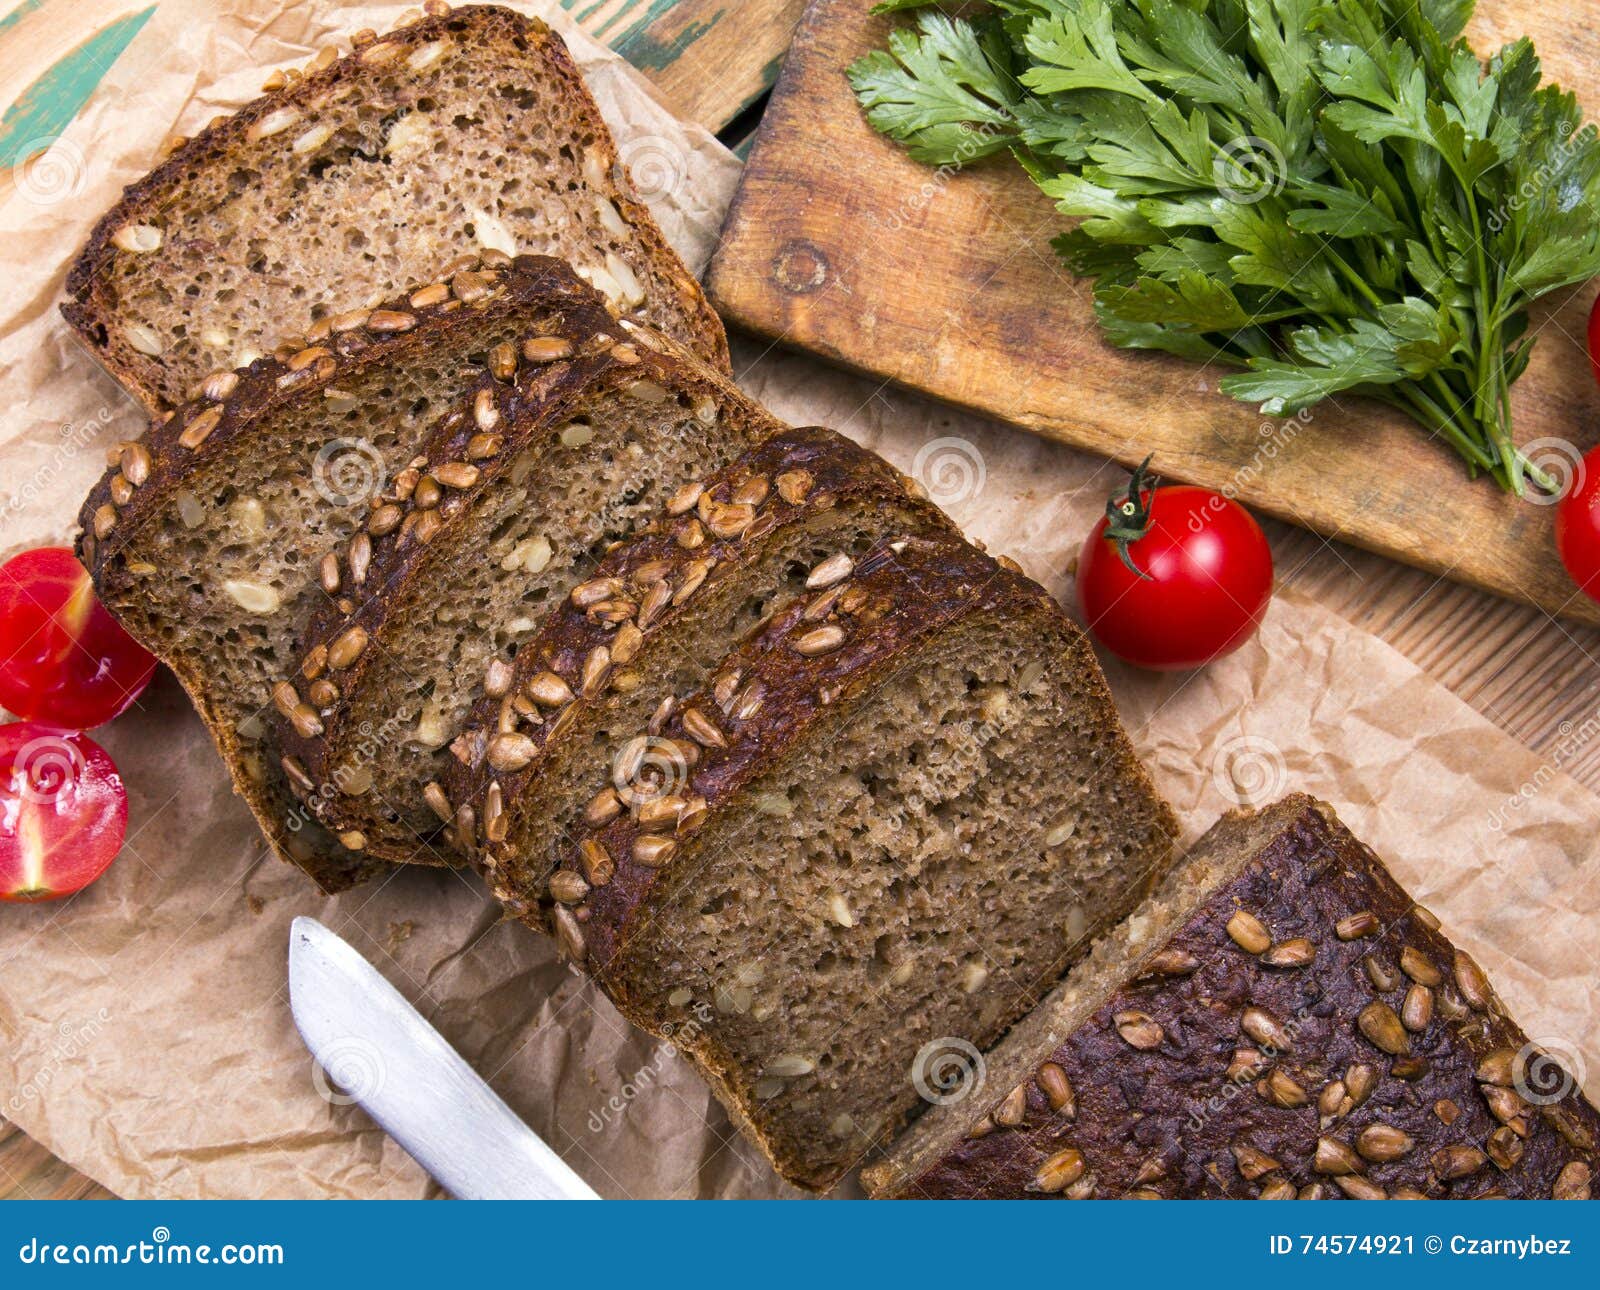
[[62, 2, 727, 414], [863, 794, 1600, 1200], [441, 426, 959, 904], [534, 531, 1178, 1190], [76, 254, 616, 890], [271, 322, 778, 865]]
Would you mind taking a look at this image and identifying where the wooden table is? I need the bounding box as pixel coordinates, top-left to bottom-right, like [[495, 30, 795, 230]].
[[2, 0, 1596, 1200]]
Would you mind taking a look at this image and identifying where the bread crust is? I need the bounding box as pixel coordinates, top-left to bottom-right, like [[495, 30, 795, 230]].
[[865, 795, 1600, 1199], [61, 4, 728, 413], [76, 255, 608, 892], [450, 425, 959, 907], [541, 532, 1176, 1189], [272, 318, 770, 864]]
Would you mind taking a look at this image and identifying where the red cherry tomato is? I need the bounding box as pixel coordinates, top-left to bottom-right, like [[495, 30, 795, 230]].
[[1556, 445, 1600, 604], [1076, 461, 1273, 670], [0, 547, 156, 729], [0, 722, 127, 901]]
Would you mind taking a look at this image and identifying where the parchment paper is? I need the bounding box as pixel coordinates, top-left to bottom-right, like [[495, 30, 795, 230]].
[[1, 1, 1596, 1200]]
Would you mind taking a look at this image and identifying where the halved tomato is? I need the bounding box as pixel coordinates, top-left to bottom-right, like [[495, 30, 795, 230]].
[[0, 547, 156, 728], [1, 722, 128, 901]]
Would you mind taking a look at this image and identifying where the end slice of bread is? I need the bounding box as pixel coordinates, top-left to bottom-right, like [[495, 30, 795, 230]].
[[864, 795, 1600, 1200], [62, 3, 727, 413], [77, 255, 616, 890], [270, 324, 780, 864], [542, 532, 1178, 1190], [446, 425, 960, 903]]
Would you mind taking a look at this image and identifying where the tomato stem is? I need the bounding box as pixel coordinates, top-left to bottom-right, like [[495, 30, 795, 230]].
[[1103, 455, 1156, 581]]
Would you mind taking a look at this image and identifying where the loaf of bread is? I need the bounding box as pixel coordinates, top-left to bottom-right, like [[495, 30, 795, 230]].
[[76, 255, 616, 890], [534, 531, 1178, 1190], [448, 425, 959, 907], [864, 794, 1599, 1199], [271, 322, 781, 864], [61, 2, 727, 413]]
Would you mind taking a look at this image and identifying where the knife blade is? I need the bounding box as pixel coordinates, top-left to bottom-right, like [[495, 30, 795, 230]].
[[288, 915, 598, 1200]]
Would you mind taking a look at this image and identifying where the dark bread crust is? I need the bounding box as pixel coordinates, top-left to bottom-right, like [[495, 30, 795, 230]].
[[61, 3, 728, 413], [542, 532, 1176, 1188], [452, 425, 960, 912], [75, 255, 609, 892], [272, 317, 768, 864], [865, 795, 1600, 1199]]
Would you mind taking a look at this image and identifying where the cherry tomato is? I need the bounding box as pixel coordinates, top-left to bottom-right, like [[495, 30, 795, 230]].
[[0, 547, 156, 728], [1556, 445, 1600, 604], [0, 721, 128, 901], [1076, 460, 1273, 670]]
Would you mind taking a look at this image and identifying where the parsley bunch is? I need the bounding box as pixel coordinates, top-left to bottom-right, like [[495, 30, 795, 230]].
[[850, 0, 1600, 494]]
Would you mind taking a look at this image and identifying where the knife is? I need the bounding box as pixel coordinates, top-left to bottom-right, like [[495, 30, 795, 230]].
[[288, 915, 599, 1200]]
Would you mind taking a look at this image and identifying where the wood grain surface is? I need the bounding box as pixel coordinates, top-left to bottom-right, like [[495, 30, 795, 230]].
[[4, 0, 1600, 1201], [708, 0, 1600, 629]]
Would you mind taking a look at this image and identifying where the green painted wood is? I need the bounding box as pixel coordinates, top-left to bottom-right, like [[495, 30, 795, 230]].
[[0, 5, 155, 168]]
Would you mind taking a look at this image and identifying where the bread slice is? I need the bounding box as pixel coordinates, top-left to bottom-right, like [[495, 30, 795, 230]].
[[442, 426, 959, 899], [76, 255, 617, 890], [271, 325, 782, 865], [864, 794, 1600, 1200], [61, 2, 727, 413], [537, 532, 1177, 1190]]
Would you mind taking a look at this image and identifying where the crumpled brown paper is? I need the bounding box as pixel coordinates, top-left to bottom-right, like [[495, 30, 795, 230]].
[[1, 1, 1596, 1200]]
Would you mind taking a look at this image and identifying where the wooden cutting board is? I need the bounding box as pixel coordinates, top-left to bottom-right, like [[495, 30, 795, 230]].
[[708, 0, 1600, 628]]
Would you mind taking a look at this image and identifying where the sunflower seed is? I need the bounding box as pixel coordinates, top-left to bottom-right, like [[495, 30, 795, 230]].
[[178, 405, 224, 449], [487, 732, 537, 772], [281, 755, 314, 793], [553, 905, 585, 963], [1399, 945, 1442, 986], [1356, 1123, 1414, 1163], [992, 1084, 1028, 1127], [705, 501, 755, 539], [1313, 1136, 1363, 1176], [366, 309, 417, 333], [308, 679, 338, 708], [368, 503, 402, 536], [1232, 1144, 1281, 1180], [792, 625, 846, 656], [634, 835, 677, 868], [1032, 1147, 1086, 1194], [1486, 1125, 1524, 1172], [1401, 984, 1433, 1032], [520, 671, 571, 709], [806, 553, 854, 591], [1356, 1001, 1410, 1055], [732, 475, 769, 507], [580, 645, 612, 698], [671, 560, 711, 606], [578, 837, 615, 887], [765, 1054, 814, 1079], [674, 517, 706, 550], [110, 475, 133, 506], [1553, 1161, 1592, 1200], [290, 705, 324, 738], [776, 469, 814, 505], [522, 335, 574, 362], [1482, 1083, 1527, 1128], [1227, 1049, 1266, 1082], [1431, 1144, 1487, 1181], [1435, 1098, 1461, 1125], [1113, 1011, 1163, 1050], [681, 707, 725, 748], [1336, 910, 1379, 940], [1260, 1069, 1308, 1108], [348, 532, 372, 586], [571, 576, 623, 609], [1363, 952, 1400, 993], [1226, 910, 1271, 954], [433, 461, 479, 489], [1476, 1048, 1516, 1086], [1318, 1079, 1348, 1120], [1453, 951, 1492, 1012], [1257, 1178, 1296, 1200], [418, 781, 452, 824], [202, 370, 240, 401], [1262, 938, 1315, 968], [1240, 1005, 1292, 1052], [327, 625, 369, 670], [1334, 1175, 1386, 1200], [1339, 1070, 1374, 1112], [731, 680, 767, 722], [1139, 948, 1199, 978]]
